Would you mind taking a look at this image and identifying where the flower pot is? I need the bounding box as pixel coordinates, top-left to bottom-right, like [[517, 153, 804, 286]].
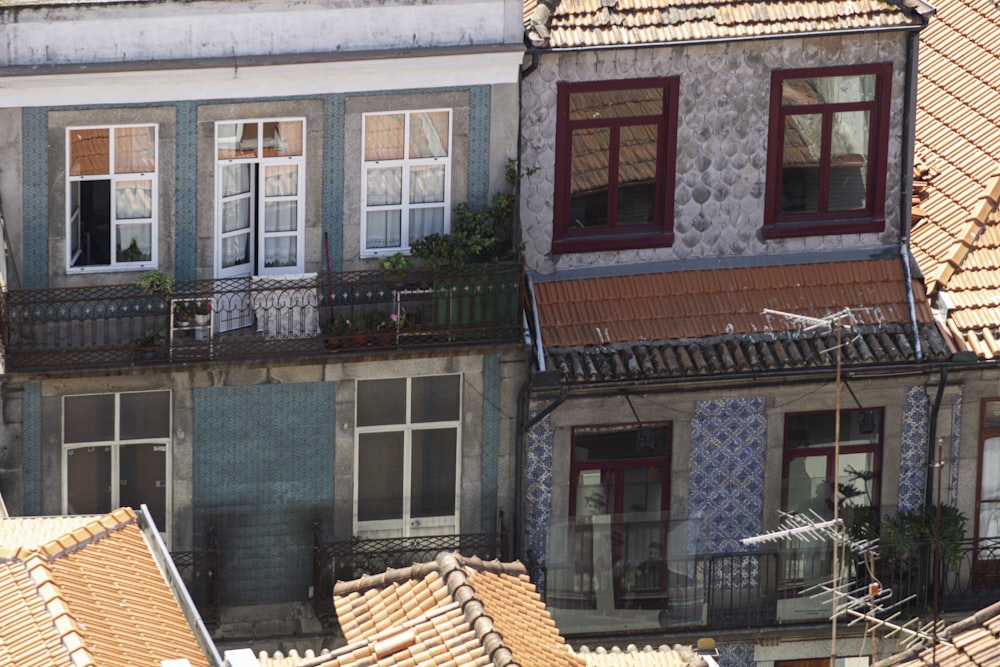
[[195, 313, 210, 326]]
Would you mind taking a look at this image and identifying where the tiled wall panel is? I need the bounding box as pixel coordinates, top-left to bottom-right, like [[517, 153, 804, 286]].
[[21, 381, 42, 515], [689, 397, 766, 553], [481, 354, 501, 531], [525, 412, 554, 590], [899, 386, 929, 513], [193, 382, 335, 605]]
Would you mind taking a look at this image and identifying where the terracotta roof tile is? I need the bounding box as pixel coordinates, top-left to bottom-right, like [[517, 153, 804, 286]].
[[523, 0, 929, 48], [320, 554, 582, 667], [0, 509, 210, 667], [876, 599, 1000, 667], [911, 0, 1000, 355], [530, 259, 954, 381]]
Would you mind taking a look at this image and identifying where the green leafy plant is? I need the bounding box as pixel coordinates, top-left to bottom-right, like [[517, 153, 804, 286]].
[[377, 252, 413, 279], [884, 504, 968, 567], [136, 270, 174, 295], [410, 158, 528, 270], [118, 238, 147, 263]]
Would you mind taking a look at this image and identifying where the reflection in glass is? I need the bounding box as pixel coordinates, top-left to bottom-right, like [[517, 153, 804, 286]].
[[409, 111, 449, 158], [617, 124, 658, 226], [569, 127, 610, 228], [115, 180, 153, 219], [265, 201, 297, 232], [265, 165, 298, 197], [222, 164, 251, 197], [411, 428, 457, 517], [410, 165, 445, 204], [828, 110, 869, 211], [116, 224, 152, 263], [782, 74, 876, 106], [70, 128, 110, 176], [367, 167, 402, 206], [66, 446, 112, 514], [365, 114, 405, 161], [358, 432, 404, 521], [115, 126, 156, 174]]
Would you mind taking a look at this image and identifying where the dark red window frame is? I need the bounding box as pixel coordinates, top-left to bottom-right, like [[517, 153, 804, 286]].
[[763, 63, 892, 239], [552, 78, 678, 255]]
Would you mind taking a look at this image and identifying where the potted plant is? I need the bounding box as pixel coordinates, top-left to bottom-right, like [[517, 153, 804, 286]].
[[192, 299, 212, 326], [136, 270, 175, 296], [132, 330, 164, 361], [323, 313, 354, 350], [377, 252, 413, 281], [173, 300, 195, 324]]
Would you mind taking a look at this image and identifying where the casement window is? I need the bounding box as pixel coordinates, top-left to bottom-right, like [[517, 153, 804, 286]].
[[764, 64, 892, 238], [781, 409, 882, 592], [975, 400, 1000, 583], [62, 391, 171, 544], [552, 78, 678, 254], [215, 119, 306, 277], [67, 125, 158, 270], [567, 424, 671, 610], [361, 110, 452, 257], [354, 375, 461, 538]]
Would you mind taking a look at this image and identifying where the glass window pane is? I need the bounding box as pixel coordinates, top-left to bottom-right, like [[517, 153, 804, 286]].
[[574, 428, 669, 461], [782, 74, 876, 106], [222, 233, 250, 269], [983, 437, 1000, 501], [119, 443, 167, 530], [222, 164, 251, 197], [409, 111, 449, 158], [576, 468, 615, 517], [411, 375, 460, 423], [985, 401, 1000, 428], [114, 126, 156, 174], [357, 379, 406, 427], [223, 199, 251, 233], [262, 121, 302, 157], [69, 128, 110, 177], [66, 446, 112, 514], [264, 236, 296, 268], [568, 87, 663, 121], [366, 211, 402, 249], [116, 224, 152, 263], [115, 180, 153, 219], [623, 466, 662, 516], [617, 124, 658, 226], [365, 114, 405, 161], [264, 165, 298, 197], [411, 428, 457, 518], [265, 201, 297, 232], [409, 165, 445, 204], [120, 391, 170, 440], [218, 121, 259, 160], [570, 127, 610, 228], [358, 432, 404, 521], [409, 208, 444, 241], [786, 454, 832, 518], [781, 113, 821, 213], [828, 110, 869, 212], [65, 394, 116, 443], [367, 168, 402, 206]]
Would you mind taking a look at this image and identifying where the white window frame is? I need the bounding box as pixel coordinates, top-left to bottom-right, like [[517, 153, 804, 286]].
[[353, 375, 462, 538], [66, 124, 159, 272], [361, 109, 452, 258], [61, 390, 172, 546], [214, 118, 307, 278]]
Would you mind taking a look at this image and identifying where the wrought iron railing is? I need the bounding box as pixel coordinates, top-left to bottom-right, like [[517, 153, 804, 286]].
[[312, 528, 508, 620], [0, 262, 524, 373], [170, 528, 221, 628], [545, 538, 1000, 637]]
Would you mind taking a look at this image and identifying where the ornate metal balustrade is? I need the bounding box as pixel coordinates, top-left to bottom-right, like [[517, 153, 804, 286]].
[[312, 528, 509, 620], [170, 528, 221, 628], [0, 262, 524, 373]]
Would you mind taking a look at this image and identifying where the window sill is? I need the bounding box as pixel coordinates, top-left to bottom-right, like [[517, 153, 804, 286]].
[[551, 231, 674, 255], [762, 217, 884, 240]]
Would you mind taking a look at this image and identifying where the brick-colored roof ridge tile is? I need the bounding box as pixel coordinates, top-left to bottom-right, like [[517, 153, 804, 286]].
[[38, 508, 137, 562], [934, 172, 1000, 291]]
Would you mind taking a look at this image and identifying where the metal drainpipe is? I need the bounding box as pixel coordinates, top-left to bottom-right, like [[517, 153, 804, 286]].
[[900, 26, 924, 364]]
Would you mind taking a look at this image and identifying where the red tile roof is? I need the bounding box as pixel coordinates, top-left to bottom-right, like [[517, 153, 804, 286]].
[[523, 0, 930, 49], [0, 508, 211, 667], [530, 259, 954, 382], [307, 553, 583, 667], [910, 0, 1000, 359], [874, 599, 1000, 667]]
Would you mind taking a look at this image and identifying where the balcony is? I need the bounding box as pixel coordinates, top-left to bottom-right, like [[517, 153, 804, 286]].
[[539, 527, 1000, 638], [311, 527, 509, 620], [0, 262, 524, 374]]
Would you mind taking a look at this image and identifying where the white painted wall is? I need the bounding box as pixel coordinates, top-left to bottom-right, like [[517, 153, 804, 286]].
[[0, 0, 524, 67]]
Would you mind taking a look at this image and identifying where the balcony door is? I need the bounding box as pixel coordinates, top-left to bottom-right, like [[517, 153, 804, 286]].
[[215, 119, 305, 330], [975, 400, 1000, 588], [569, 424, 671, 611]]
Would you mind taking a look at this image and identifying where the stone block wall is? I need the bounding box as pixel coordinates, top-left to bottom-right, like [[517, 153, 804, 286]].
[[519, 33, 910, 275]]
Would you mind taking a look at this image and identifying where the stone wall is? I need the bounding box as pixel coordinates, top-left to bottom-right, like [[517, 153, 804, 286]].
[[519, 33, 910, 275]]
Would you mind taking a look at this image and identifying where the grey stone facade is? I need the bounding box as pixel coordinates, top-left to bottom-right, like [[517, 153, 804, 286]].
[[519, 33, 910, 274]]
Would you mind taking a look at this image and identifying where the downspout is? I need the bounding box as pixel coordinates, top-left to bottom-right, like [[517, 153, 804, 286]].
[[900, 26, 924, 364]]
